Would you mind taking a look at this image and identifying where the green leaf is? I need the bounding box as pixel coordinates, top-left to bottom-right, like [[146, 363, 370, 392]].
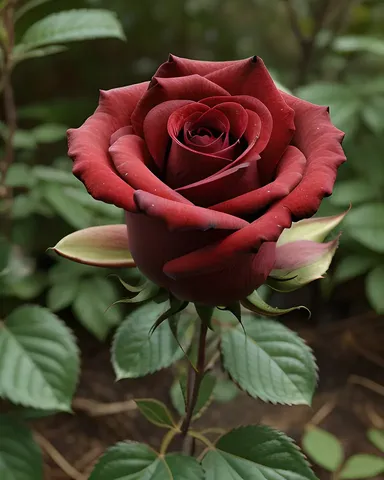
[[333, 255, 378, 285], [362, 97, 384, 134], [47, 280, 79, 312], [339, 454, 384, 479], [202, 425, 317, 480], [52, 224, 134, 268], [6, 271, 47, 300], [33, 165, 80, 186], [333, 35, 384, 56], [0, 306, 79, 411], [112, 301, 194, 379], [213, 377, 240, 403], [33, 123, 67, 143], [344, 203, 384, 253], [367, 429, 384, 453], [20, 9, 126, 51], [302, 427, 344, 471], [330, 180, 379, 207], [241, 290, 310, 317], [170, 373, 216, 419], [5, 163, 35, 188], [220, 317, 317, 405], [135, 399, 176, 429], [366, 266, 384, 314], [73, 276, 122, 340], [89, 442, 204, 480], [41, 183, 94, 230], [0, 414, 43, 480]]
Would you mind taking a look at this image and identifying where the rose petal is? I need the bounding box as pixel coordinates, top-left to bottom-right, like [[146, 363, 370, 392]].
[[69, 82, 149, 213], [109, 135, 191, 204], [126, 209, 275, 305], [143, 99, 195, 170], [131, 75, 229, 136], [176, 158, 260, 207], [165, 139, 232, 189], [134, 190, 249, 232], [206, 58, 295, 181], [153, 54, 242, 79], [110, 126, 134, 146], [99, 81, 149, 126], [279, 92, 346, 219], [163, 204, 292, 278], [169, 242, 276, 305], [211, 145, 306, 215]]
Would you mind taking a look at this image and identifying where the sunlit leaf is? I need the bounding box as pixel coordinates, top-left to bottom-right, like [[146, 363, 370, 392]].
[[302, 427, 344, 471], [339, 454, 384, 479], [367, 429, 384, 453]]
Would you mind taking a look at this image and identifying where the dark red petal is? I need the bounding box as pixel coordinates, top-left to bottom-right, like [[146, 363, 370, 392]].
[[165, 139, 231, 189], [167, 102, 210, 137], [68, 82, 149, 213], [69, 112, 137, 212], [131, 75, 229, 136], [206, 58, 295, 181], [134, 190, 249, 232], [109, 135, 191, 205], [110, 126, 134, 145], [176, 158, 260, 207], [153, 54, 243, 79], [99, 81, 149, 126], [143, 99, 194, 170], [187, 108, 230, 137], [169, 242, 276, 305], [163, 205, 292, 278], [184, 131, 226, 152], [209, 102, 248, 139], [280, 93, 346, 219], [211, 145, 306, 215]]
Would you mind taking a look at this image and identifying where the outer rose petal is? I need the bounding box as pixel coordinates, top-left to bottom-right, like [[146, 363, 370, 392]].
[[126, 211, 276, 305], [134, 190, 249, 232], [280, 92, 346, 219], [153, 54, 243, 79], [68, 81, 149, 212]]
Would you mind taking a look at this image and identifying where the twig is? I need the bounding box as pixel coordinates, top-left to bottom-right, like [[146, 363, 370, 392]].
[[180, 321, 208, 450], [72, 398, 137, 416], [0, 1, 17, 230], [346, 331, 384, 369], [348, 375, 384, 397], [34, 432, 86, 480], [282, 0, 306, 48], [308, 397, 338, 427]]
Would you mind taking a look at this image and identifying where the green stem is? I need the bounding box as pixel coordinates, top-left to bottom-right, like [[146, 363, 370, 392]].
[[180, 320, 208, 448]]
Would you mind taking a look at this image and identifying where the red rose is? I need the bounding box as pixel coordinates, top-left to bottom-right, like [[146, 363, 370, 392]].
[[68, 55, 346, 306]]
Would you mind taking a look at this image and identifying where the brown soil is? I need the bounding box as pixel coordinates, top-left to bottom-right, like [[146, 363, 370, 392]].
[[27, 280, 384, 479]]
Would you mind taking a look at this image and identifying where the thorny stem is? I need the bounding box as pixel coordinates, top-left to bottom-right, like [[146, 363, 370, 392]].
[[180, 320, 208, 450], [0, 1, 17, 228]]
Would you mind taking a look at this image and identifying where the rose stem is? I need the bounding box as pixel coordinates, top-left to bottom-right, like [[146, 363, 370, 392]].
[[180, 319, 208, 451]]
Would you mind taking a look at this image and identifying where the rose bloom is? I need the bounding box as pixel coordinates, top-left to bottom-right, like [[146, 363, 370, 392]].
[[68, 55, 346, 306]]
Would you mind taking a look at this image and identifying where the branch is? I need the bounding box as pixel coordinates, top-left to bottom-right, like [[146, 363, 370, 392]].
[[180, 320, 208, 448], [0, 1, 17, 200]]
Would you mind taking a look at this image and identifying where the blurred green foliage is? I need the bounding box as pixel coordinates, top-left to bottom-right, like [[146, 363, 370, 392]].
[[1, 0, 384, 330]]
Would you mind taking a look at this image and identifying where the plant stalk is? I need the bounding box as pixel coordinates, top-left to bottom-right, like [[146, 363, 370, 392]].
[[180, 319, 208, 449]]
